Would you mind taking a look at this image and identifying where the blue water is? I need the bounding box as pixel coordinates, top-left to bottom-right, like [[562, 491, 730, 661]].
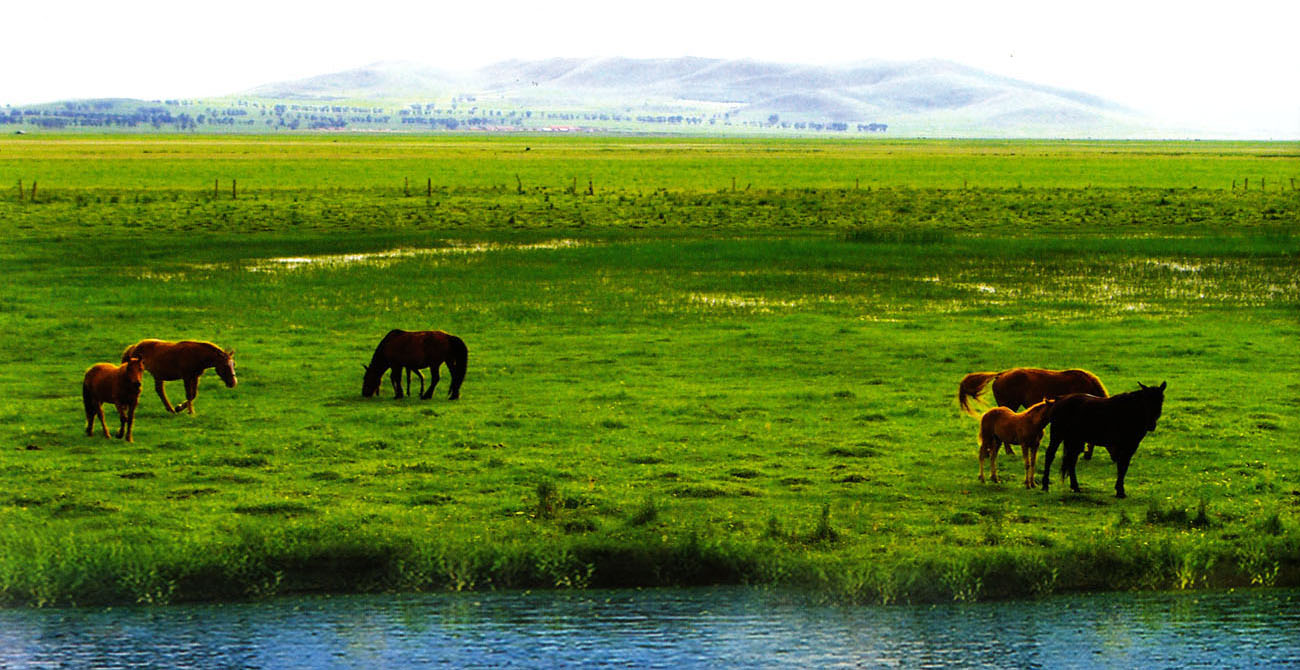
[[2, 587, 1297, 669]]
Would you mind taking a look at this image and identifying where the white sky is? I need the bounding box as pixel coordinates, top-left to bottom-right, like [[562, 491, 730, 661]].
[[3, 0, 1298, 138]]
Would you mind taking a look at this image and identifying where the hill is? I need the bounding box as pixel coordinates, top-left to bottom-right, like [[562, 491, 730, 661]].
[[4, 57, 1161, 137]]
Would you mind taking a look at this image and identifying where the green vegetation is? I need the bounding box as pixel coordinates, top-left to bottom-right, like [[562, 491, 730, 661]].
[[0, 136, 1297, 607]]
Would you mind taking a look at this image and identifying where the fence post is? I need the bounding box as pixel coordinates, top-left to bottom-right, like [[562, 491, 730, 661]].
[[30, 181, 36, 201], [427, 177, 432, 197], [232, 179, 237, 200], [16, 179, 21, 202]]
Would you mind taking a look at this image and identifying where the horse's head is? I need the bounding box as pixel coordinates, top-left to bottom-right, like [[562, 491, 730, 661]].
[[361, 364, 383, 397], [1028, 398, 1056, 426], [1137, 381, 1166, 433], [124, 356, 145, 394], [216, 348, 237, 388]]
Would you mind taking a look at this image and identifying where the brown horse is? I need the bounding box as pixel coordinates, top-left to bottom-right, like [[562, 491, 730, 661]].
[[362, 329, 468, 400], [121, 339, 237, 414], [975, 399, 1056, 488], [959, 367, 1107, 458], [83, 356, 145, 442]]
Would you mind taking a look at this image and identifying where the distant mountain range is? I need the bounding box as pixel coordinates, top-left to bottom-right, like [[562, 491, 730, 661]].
[[6, 57, 1168, 137], [245, 57, 1156, 137]]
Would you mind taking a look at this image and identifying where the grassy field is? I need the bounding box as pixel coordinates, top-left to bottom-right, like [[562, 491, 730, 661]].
[[0, 136, 1297, 606]]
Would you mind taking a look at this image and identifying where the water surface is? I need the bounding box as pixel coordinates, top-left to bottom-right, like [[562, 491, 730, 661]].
[[2, 587, 1297, 669]]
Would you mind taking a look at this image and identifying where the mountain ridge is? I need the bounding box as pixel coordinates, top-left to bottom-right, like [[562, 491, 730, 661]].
[[241, 56, 1149, 136]]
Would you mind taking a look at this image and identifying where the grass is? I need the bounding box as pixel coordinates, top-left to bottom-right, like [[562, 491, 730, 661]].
[[0, 135, 1297, 606]]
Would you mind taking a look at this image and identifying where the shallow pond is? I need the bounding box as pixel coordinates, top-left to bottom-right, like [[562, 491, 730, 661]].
[[2, 587, 1297, 669]]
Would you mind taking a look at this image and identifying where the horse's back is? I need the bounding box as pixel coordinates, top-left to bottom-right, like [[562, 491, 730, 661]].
[[1049, 392, 1113, 442], [122, 338, 167, 362], [995, 367, 1105, 407], [84, 362, 117, 386], [83, 362, 128, 401], [124, 339, 218, 378]]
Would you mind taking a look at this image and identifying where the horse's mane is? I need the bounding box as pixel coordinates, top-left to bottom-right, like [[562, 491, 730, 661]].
[[367, 330, 405, 370]]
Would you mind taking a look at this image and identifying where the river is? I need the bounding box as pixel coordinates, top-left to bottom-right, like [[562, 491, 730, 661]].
[[2, 587, 1297, 669]]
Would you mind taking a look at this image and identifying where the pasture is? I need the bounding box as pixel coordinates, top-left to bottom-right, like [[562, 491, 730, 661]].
[[0, 135, 1297, 606]]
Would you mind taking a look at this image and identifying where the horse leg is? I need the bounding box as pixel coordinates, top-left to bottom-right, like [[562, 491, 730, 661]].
[[409, 367, 426, 398], [421, 366, 440, 400], [1042, 435, 1060, 491], [389, 366, 403, 399], [1083, 443, 1094, 460], [405, 368, 425, 398], [978, 443, 987, 483], [179, 375, 199, 415], [97, 403, 110, 438], [1113, 449, 1133, 498], [989, 438, 1001, 483], [1065, 441, 1084, 493], [85, 400, 99, 437], [114, 403, 128, 439], [125, 402, 136, 442], [154, 377, 177, 413], [1024, 440, 1040, 489]]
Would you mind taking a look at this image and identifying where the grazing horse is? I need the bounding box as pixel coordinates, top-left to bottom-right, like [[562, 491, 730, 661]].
[[959, 367, 1108, 458], [121, 339, 237, 414], [83, 356, 145, 442], [975, 399, 1056, 488], [1041, 382, 1166, 498], [362, 329, 468, 400]]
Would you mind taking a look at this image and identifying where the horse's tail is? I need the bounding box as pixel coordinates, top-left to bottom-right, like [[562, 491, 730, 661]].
[[82, 378, 96, 419], [447, 335, 468, 399], [958, 371, 1001, 417]]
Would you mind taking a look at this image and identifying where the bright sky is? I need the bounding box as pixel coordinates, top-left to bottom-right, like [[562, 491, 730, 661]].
[[4, 0, 1298, 138]]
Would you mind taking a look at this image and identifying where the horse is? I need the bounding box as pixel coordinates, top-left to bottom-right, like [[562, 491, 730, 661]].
[[959, 367, 1108, 458], [974, 399, 1056, 488], [362, 329, 468, 400], [83, 356, 145, 442], [1041, 382, 1166, 499], [121, 339, 237, 414]]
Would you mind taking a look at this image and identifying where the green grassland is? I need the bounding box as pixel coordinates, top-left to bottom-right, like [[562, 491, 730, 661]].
[[0, 136, 1297, 606]]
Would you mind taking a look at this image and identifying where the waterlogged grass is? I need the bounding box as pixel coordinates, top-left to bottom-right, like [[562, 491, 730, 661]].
[[0, 136, 1297, 606]]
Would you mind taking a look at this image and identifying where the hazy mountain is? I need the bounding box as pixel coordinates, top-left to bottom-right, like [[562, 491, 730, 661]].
[[243, 57, 1152, 137]]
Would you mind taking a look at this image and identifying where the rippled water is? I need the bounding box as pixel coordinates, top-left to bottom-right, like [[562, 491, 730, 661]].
[[2, 587, 1297, 669]]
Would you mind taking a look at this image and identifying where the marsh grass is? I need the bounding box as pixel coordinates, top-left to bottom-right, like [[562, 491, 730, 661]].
[[0, 137, 1297, 606]]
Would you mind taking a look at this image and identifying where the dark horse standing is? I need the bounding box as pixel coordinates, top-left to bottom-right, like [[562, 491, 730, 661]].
[[121, 339, 237, 414], [1041, 382, 1166, 498], [362, 329, 468, 400]]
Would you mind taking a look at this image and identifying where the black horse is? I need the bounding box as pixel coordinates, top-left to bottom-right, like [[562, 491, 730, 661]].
[[1041, 382, 1166, 498]]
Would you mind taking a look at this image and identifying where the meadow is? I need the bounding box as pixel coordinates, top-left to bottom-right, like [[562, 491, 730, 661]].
[[0, 135, 1297, 606]]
